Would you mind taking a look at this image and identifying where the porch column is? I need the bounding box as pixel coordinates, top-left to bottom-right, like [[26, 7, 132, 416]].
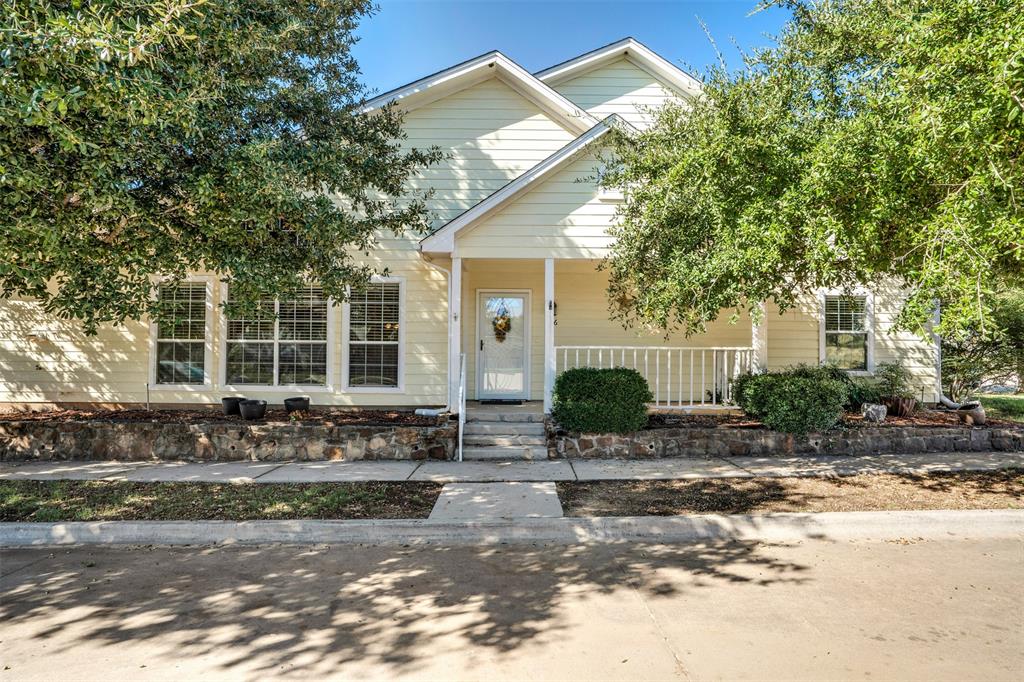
[[449, 257, 463, 411], [543, 258, 555, 413], [752, 300, 768, 373]]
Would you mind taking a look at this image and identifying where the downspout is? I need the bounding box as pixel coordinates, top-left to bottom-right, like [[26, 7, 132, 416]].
[[420, 253, 452, 413]]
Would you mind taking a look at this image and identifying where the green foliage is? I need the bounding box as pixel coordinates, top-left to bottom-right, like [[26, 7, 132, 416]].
[[1, 0, 442, 331], [846, 377, 883, 411], [942, 289, 1024, 401], [978, 396, 1024, 424], [875, 362, 915, 399], [552, 367, 653, 434], [734, 365, 849, 434], [601, 0, 1024, 340]]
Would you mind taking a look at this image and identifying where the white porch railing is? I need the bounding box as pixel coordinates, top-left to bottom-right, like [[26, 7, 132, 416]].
[[555, 346, 754, 409]]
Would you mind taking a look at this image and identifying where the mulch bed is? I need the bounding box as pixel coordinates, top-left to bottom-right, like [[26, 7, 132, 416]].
[[557, 470, 1024, 517], [0, 408, 444, 427], [645, 409, 1019, 430], [0, 480, 443, 522]]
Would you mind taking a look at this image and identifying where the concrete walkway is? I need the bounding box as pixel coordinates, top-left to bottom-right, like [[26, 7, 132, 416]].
[[1, 451, 1022, 483]]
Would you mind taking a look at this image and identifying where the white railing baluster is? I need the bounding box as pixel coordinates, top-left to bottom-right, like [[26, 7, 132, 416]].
[[689, 350, 694, 406], [666, 350, 671, 408]]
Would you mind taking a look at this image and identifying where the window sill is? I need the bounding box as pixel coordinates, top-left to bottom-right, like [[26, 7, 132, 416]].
[[221, 384, 336, 394], [343, 386, 406, 394]]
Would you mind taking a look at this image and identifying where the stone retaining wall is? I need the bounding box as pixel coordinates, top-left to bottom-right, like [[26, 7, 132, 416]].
[[551, 425, 1024, 459], [0, 420, 458, 462]]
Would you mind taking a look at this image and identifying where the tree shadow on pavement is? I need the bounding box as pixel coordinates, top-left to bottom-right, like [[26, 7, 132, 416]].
[[0, 539, 811, 676]]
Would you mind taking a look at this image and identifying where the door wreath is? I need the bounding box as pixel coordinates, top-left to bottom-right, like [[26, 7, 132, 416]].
[[491, 301, 512, 342]]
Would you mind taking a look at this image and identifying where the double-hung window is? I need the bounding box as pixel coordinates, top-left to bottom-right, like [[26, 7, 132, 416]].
[[823, 294, 870, 371], [154, 282, 208, 385], [225, 286, 329, 386], [347, 281, 402, 389]]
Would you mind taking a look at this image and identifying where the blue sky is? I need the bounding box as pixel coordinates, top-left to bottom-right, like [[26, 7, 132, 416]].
[[353, 0, 791, 95]]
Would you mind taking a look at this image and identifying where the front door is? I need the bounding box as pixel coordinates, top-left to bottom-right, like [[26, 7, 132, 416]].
[[477, 291, 530, 399]]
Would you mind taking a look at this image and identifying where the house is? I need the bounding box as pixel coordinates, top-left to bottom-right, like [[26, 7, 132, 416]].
[[0, 38, 941, 413]]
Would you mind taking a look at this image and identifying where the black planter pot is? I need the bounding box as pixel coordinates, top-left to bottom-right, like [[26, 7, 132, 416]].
[[284, 397, 310, 414], [221, 396, 246, 416], [238, 399, 268, 420]]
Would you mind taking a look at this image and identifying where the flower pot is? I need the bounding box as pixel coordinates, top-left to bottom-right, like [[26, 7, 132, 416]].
[[238, 399, 267, 420], [957, 402, 986, 426], [284, 397, 310, 414], [882, 396, 917, 418], [221, 396, 246, 416]]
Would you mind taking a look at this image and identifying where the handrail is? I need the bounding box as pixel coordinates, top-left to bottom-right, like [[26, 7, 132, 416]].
[[457, 352, 466, 462]]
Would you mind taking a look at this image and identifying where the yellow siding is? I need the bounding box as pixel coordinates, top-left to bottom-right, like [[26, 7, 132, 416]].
[[456, 152, 618, 259], [766, 286, 940, 403], [400, 77, 577, 230], [551, 57, 682, 129]]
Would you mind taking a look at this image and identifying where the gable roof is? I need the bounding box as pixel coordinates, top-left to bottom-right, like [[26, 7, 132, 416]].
[[419, 114, 634, 255], [362, 51, 599, 135], [536, 37, 702, 100]]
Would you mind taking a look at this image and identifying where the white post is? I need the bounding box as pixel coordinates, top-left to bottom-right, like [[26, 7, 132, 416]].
[[752, 301, 768, 373], [543, 258, 555, 414], [449, 257, 463, 411]]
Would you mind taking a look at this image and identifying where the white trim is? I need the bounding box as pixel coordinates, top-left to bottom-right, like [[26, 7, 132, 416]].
[[932, 301, 942, 401], [362, 51, 598, 136], [751, 301, 768, 372], [420, 116, 630, 255], [476, 289, 532, 401], [536, 37, 702, 100], [149, 276, 215, 390], [818, 289, 875, 375], [543, 259, 555, 413], [341, 276, 406, 394], [219, 283, 337, 392], [448, 258, 463, 409]]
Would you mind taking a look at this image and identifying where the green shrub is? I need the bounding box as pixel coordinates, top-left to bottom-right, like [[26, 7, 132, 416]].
[[875, 361, 914, 399], [732, 365, 850, 434], [552, 367, 653, 434], [846, 376, 883, 410]]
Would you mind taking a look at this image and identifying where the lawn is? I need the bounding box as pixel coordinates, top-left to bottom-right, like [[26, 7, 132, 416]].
[[558, 470, 1024, 517], [0, 481, 442, 522], [979, 395, 1024, 423]]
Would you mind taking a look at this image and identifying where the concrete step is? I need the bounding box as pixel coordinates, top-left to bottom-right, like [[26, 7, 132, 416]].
[[463, 422, 546, 436], [461, 445, 548, 461], [463, 434, 546, 447], [465, 411, 545, 424]]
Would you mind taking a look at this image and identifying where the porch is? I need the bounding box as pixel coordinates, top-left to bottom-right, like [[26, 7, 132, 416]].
[[446, 258, 767, 413]]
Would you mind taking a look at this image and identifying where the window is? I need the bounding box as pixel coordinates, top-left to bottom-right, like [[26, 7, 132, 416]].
[[225, 286, 329, 386], [154, 282, 208, 385], [823, 294, 870, 371], [347, 281, 402, 388]]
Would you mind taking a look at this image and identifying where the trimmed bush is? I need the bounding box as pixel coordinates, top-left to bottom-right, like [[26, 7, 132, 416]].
[[733, 365, 850, 434], [552, 367, 653, 434]]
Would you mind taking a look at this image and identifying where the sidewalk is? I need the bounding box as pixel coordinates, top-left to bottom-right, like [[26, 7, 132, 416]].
[[2, 451, 1022, 484]]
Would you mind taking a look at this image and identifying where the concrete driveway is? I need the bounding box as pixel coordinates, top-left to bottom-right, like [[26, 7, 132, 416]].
[[1, 537, 1021, 681]]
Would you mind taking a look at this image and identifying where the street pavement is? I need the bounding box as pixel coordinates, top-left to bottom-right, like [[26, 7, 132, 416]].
[[2, 536, 1021, 680]]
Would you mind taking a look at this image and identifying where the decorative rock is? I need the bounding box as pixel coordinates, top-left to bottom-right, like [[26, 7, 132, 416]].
[[861, 403, 887, 423]]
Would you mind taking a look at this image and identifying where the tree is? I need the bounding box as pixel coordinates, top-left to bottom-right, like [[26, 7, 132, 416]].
[[601, 0, 1023, 339], [942, 290, 1024, 400], [1, 0, 441, 332]]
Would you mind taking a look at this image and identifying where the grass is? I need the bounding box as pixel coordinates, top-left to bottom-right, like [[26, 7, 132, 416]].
[[558, 470, 1024, 517], [0, 481, 442, 522], [979, 395, 1024, 423]]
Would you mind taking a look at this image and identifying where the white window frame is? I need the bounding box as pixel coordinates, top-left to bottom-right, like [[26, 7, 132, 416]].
[[149, 276, 215, 391], [342, 276, 406, 394], [818, 289, 875, 375], [219, 283, 337, 393]]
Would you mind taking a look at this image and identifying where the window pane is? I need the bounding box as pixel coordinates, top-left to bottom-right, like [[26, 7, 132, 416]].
[[825, 333, 867, 371], [348, 343, 399, 387], [226, 298, 275, 341], [825, 296, 866, 332], [156, 341, 205, 384], [157, 283, 206, 340], [278, 342, 327, 385], [349, 283, 400, 342], [279, 286, 327, 341], [226, 342, 275, 385]]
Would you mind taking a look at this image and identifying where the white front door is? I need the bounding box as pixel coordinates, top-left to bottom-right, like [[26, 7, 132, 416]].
[[477, 291, 530, 399]]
